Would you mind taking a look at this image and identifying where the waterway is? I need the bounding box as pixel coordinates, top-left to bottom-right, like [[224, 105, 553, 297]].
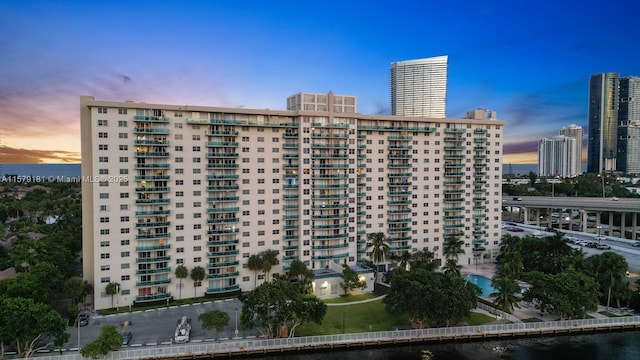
[[252, 331, 640, 360]]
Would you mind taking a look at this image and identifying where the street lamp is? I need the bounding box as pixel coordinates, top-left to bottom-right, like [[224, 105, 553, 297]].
[[234, 308, 238, 338], [597, 225, 603, 245], [598, 173, 606, 198], [342, 312, 347, 334]]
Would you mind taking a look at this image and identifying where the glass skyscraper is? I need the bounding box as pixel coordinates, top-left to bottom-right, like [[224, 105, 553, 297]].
[[587, 73, 619, 173], [390, 56, 448, 118]]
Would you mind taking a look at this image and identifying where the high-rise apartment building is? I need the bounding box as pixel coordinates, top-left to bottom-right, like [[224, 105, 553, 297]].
[[617, 77, 640, 174], [587, 73, 640, 174], [538, 135, 579, 178], [587, 73, 619, 173], [558, 124, 584, 175], [81, 94, 504, 311], [390, 56, 448, 118], [287, 92, 357, 113]]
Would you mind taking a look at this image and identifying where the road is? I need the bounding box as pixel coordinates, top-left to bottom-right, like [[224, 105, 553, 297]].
[[64, 298, 257, 351], [503, 222, 640, 275]]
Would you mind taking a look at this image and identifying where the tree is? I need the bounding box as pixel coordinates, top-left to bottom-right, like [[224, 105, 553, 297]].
[[588, 252, 628, 309], [395, 250, 412, 270], [366, 232, 390, 273], [528, 171, 537, 188], [175, 265, 188, 300], [496, 233, 523, 278], [63, 276, 86, 305], [490, 272, 521, 313], [261, 249, 279, 281], [190, 266, 205, 299], [240, 278, 326, 338], [383, 268, 480, 328], [442, 258, 462, 276], [105, 282, 120, 310], [288, 259, 314, 294], [523, 270, 599, 320], [442, 236, 465, 261], [338, 264, 367, 296], [0, 297, 68, 358], [199, 310, 230, 340], [409, 248, 437, 272], [80, 325, 122, 359], [247, 254, 263, 289]]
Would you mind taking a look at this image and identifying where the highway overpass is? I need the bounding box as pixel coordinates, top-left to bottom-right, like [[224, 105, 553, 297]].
[[502, 196, 640, 240]]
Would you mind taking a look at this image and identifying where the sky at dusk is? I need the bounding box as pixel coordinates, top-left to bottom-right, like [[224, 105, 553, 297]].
[[2, 0, 640, 164]]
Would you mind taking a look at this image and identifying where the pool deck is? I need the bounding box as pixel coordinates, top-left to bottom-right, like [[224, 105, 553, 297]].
[[462, 263, 613, 322]]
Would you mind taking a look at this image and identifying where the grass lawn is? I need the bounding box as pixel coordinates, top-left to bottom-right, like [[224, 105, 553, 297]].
[[462, 311, 496, 325], [323, 293, 378, 303], [295, 299, 409, 335], [295, 299, 496, 336]]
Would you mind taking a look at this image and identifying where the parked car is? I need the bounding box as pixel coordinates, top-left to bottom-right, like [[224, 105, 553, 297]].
[[78, 313, 90, 327], [596, 244, 611, 250], [510, 227, 524, 232], [122, 332, 132, 346], [632, 241, 640, 247], [586, 242, 598, 248], [595, 235, 607, 241]]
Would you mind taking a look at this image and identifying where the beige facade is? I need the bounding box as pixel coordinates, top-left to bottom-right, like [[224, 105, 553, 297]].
[[81, 94, 505, 311]]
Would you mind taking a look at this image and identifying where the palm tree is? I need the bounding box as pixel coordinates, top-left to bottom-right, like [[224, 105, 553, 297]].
[[442, 258, 462, 276], [81, 280, 93, 306], [396, 250, 412, 270], [288, 259, 314, 293], [190, 266, 206, 299], [490, 272, 521, 313], [247, 254, 263, 289], [442, 237, 464, 276], [261, 249, 279, 281], [366, 232, 390, 273], [442, 236, 465, 261], [105, 282, 120, 309], [175, 265, 189, 300], [496, 233, 523, 278], [594, 252, 628, 309]]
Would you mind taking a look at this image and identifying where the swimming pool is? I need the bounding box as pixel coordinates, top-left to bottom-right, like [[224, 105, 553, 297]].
[[463, 274, 527, 298], [463, 274, 496, 297]]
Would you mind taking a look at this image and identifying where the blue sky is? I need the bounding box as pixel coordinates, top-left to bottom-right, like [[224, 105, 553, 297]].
[[1, 0, 639, 163]]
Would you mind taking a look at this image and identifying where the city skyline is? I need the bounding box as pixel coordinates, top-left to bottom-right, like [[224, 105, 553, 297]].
[[2, 0, 640, 164]]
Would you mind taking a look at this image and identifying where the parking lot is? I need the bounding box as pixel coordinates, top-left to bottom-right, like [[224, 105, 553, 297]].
[[65, 298, 258, 350]]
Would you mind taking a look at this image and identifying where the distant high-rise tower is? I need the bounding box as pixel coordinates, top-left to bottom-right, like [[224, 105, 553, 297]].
[[559, 124, 584, 175], [390, 56, 448, 118], [538, 135, 579, 178], [587, 73, 619, 173], [617, 76, 640, 174]]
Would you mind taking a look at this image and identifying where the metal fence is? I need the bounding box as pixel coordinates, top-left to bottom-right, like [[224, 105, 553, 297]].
[[18, 315, 640, 360], [476, 301, 522, 323]]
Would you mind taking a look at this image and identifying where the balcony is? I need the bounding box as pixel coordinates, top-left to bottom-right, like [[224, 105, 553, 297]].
[[133, 115, 169, 123], [135, 175, 170, 181], [205, 141, 238, 147], [135, 198, 170, 205], [135, 244, 171, 251], [206, 285, 240, 295], [134, 139, 170, 146], [207, 239, 239, 246], [135, 293, 171, 302], [206, 130, 239, 136], [311, 253, 349, 260], [134, 163, 170, 170], [136, 278, 171, 287], [135, 267, 171, 275], [207, 207, 239, 213], [135, 221, 170, 228], [133, 128, 169, 134], [311, 133, 349, 139], [207, 163, 239, 169], [207, 261, 240, 268], [134, 152, 170, 158], [206, 152, 239, 158], [207, 250, 240, 257], [135, 256, 171, 263], [207, 217, 238, 224], [206, 185, 239, 191], [135, 209, 170, 216], [206, 196, 239, 202], [135, 233, 170, 240], [311, 243, 349, 250], [136, 187, 170, 193], [312, 233, 349, 240], [207, 271, 239, 279], [443, 128, 465, 134], [207, 174, 239, 180]]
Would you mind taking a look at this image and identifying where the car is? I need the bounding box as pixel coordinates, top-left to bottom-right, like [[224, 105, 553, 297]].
[[122, 332, 132, 346], [77, 313, 90, 327], [609, 197, 619, 201], [596, 244, 611, 250], [632, 241, 640, 247], [513, 197, 522, 201], [510, 227, 524, 232], [595, 235, 607, 241], [586, 242, 598, 248]]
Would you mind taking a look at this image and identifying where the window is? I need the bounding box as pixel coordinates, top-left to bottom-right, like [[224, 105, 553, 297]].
[[192, 146, 201, 152], [118, 133, 128, 139], [193, 257, 202, 263], [121, 251, 130, 257], [98, 119, 108, 126], [98, 156, 108, 163], [98, 144, 108, 150], [118, 108, 127, 115], [98, 132, 108, 138], [98, 107, 107, 114], [175, 146, 183, 151], [119, 144, 128, 151]]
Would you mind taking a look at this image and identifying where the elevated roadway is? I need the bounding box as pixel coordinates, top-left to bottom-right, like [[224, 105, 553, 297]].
[[503, 196, 640, 238]]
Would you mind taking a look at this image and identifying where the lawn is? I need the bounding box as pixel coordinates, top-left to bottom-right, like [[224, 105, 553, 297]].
[[294, 299, 496, 336], [322, 293, 378, 303]]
